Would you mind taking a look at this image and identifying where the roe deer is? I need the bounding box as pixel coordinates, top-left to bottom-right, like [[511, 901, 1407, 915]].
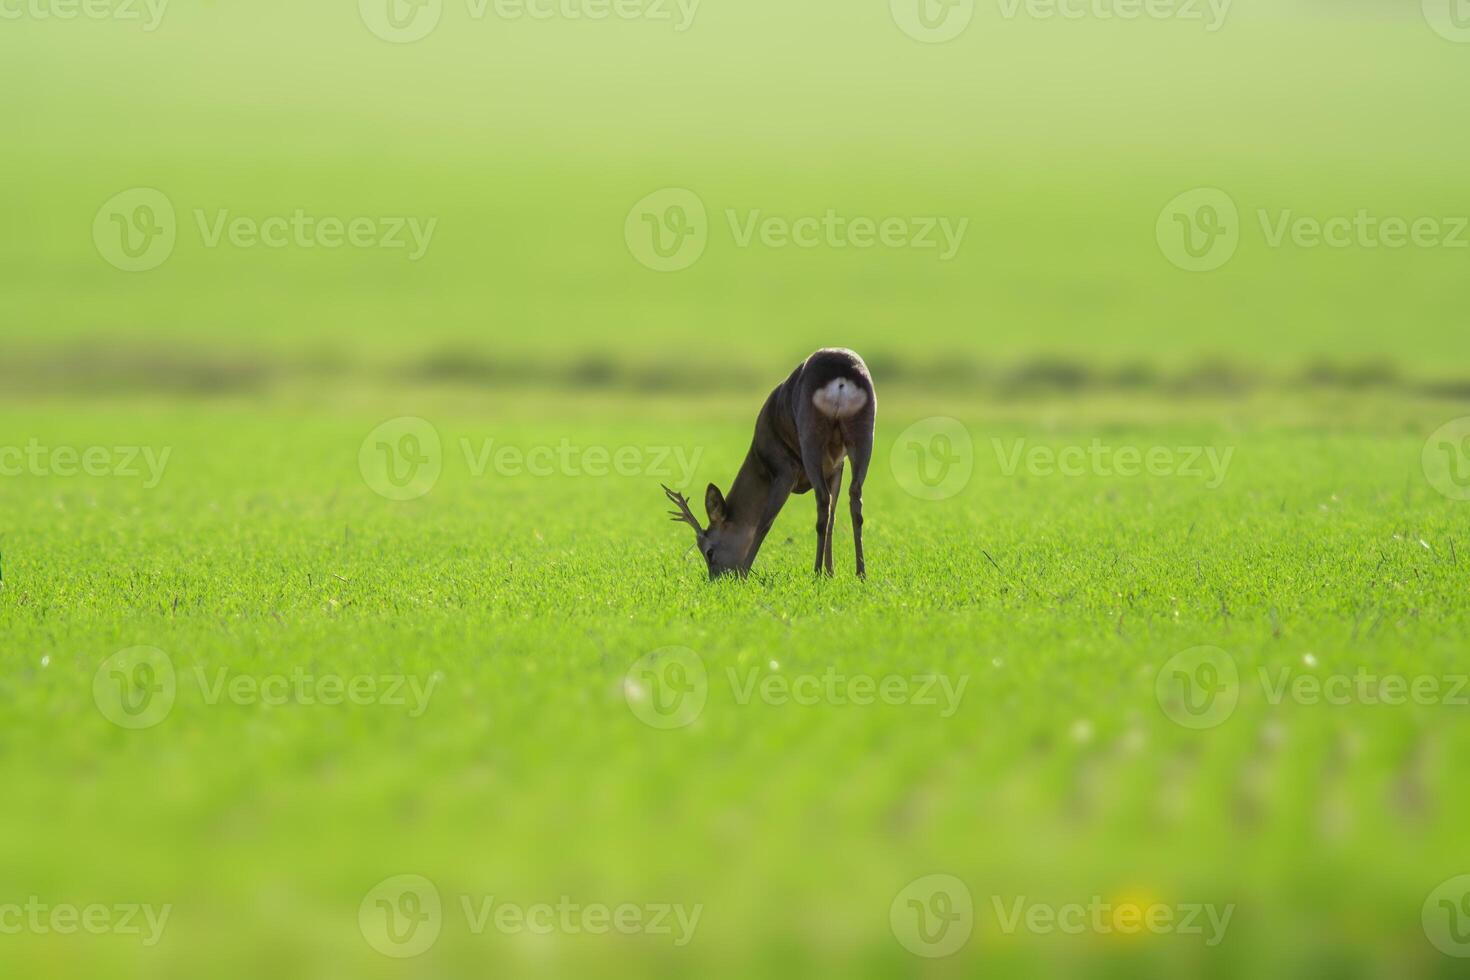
[[663, 347, 876, 579]]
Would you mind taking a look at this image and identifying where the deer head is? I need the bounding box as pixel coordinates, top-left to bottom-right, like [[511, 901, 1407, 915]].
[[663, 483, 750, 579]]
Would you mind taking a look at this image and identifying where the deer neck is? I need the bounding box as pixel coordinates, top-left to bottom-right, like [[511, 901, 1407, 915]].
[[724, 449, 773, 529]]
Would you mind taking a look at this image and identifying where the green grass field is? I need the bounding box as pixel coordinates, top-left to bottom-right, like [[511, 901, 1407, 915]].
[[4, 385, 1469, 977], [3, 2, 1470, 977]]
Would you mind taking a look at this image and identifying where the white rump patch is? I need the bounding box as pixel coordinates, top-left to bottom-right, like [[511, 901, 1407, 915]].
[[812, 378, 869, 419]]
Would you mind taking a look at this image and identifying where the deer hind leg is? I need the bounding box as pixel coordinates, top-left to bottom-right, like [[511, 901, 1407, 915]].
[[824, 462, 844, 576], [800, 434, 832, 577], [842, 418, 874, 578]]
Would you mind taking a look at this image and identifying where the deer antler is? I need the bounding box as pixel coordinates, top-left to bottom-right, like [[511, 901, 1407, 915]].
[[662, 484, 704, 536]]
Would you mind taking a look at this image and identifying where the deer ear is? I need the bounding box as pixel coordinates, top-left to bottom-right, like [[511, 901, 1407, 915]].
[[705, 483, 728, 525]]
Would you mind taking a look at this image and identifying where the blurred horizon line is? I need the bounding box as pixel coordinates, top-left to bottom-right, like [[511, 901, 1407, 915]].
[[6, 339, 1468, 402]]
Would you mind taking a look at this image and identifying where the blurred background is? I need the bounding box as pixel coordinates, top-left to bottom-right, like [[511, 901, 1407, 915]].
[[4, 0, 1467, 388], [3, 1, 1470, 978]]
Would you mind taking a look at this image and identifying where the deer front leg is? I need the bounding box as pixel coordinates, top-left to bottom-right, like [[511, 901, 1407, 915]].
[[745, 470, 794, 570]]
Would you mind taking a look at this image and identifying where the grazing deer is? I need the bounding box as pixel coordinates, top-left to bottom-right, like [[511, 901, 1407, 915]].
[[663, 347, 875, 579]]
